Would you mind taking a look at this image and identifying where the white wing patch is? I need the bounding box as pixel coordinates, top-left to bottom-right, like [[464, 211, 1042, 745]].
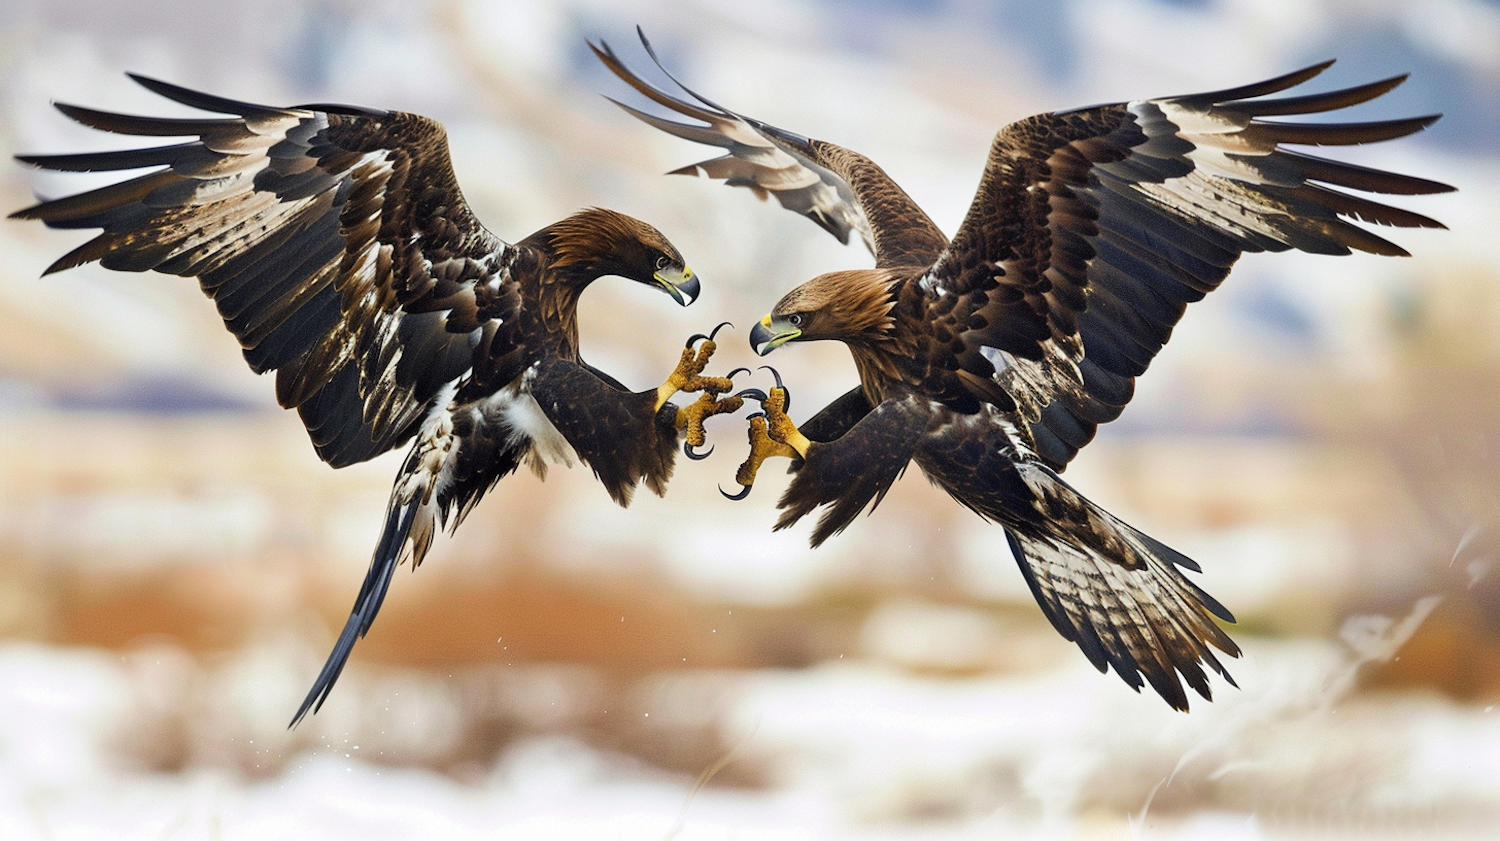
[[480, 366, 577, 476], [1119, 101, 1302, 247]]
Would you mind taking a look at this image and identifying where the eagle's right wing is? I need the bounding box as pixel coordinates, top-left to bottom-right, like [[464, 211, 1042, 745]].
[[14, 76, 524, 467]]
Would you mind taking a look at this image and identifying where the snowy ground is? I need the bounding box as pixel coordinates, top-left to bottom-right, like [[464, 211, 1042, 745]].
[[2, 603, 1498, 839]]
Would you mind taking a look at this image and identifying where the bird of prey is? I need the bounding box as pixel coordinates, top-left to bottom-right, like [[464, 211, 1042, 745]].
[[596, 33, 1451, 710], [12, 75, 745, 725]]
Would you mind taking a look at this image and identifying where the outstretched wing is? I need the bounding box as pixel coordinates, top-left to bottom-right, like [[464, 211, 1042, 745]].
[[13, 76, 520, 467], [919, 62, 1451, 468], [592, 30, 949, 269]]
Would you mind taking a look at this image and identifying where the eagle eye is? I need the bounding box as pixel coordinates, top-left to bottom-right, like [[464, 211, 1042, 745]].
[[654, 255, 670, 271], [788, 313, 804, 327]]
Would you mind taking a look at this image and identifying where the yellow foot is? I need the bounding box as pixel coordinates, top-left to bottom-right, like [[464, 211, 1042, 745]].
[[759, 379, 810, 457], [655, 321, 737, 412], [722, 368, 811, 500], [677, 390, 745, 458]]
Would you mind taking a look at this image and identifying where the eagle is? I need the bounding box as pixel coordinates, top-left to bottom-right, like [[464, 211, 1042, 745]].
[[11, 75, 746, 725], [596, 33, 1452, 710]]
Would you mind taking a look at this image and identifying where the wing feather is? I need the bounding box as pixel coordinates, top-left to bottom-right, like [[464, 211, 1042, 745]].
[[593, 30, 949, 268], [920, 61, 1450, 469], [13, 76, 520, 467]]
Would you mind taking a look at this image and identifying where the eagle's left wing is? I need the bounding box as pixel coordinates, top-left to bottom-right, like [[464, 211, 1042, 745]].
[[774, 393, 930, 547], [922, 62, 1452, 468], [593, 31, 950, 269]]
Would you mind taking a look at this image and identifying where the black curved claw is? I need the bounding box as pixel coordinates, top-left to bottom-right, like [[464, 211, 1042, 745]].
[[687, 321, 734, 347], [720, 483, 753, 501], [725, 366, 752, 381], [757, 366, 788, 410], [684, 441, 713, 460], [736, 389, 769, 404]]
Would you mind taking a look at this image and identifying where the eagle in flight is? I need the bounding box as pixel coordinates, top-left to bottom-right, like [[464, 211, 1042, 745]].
[[12, 75, 745, 725], [596, 32, 1451, 710]]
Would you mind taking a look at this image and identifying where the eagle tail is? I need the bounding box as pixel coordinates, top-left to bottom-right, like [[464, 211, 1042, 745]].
[[1005, 464, 1240, 711], [288, 446, 439, 728]]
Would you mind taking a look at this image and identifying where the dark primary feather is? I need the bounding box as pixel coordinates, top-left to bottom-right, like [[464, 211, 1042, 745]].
[[12, 74, 512, 469], [911, 64, 1446, 702], [927, 60, 1452, 468]]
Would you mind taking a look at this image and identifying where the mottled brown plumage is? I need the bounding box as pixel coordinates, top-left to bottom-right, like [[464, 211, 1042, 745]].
[[12, 75, 733, 725], [601, 33, 1452, 710]]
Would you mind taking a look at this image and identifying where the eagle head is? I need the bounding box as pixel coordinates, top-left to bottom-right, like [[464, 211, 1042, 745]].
[[750, 269, 900, 356], [546, 208, 699, 306]]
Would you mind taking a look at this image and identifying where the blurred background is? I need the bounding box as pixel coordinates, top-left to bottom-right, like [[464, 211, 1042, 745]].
[[0, 0, 1496, 837]]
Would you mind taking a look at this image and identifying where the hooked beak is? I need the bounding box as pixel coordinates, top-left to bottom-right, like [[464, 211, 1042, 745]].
[[654, 264, 700, 307], [749, 313, 800, 356]]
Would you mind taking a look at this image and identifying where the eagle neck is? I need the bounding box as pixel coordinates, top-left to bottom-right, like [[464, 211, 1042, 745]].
[[520, 212, 651, 360], [847, 339, 906, 406], [515, 239, 594, 360], [845, 277, 921, 404]]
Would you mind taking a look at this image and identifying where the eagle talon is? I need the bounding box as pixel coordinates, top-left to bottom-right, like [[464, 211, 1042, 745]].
[[757, 365, 790, 411], [657, 326, 740, 410], [685, 441, 713, 460], [686, 320, 734, 349], [756, 382, 809, 458], [720, 482, 753, 501]]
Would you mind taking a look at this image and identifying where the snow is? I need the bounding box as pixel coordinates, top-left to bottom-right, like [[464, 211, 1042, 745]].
[[1, 633, 1498, 838]]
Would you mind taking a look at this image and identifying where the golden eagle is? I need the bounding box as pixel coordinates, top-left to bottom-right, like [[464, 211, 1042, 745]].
[[597, 33, 1452, 710], [12, 76, 744, 725]]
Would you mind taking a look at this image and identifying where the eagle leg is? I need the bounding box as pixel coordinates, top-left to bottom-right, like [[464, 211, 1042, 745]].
[[722, 383, 809, 500]]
